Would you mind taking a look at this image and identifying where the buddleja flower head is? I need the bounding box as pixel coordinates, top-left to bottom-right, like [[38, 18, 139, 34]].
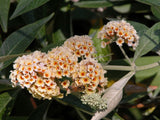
[[63, 35, 96, 58], [9, 51, 62, 100], [98, 20, 139, 50], [9, 37, 108, 100], [70, 58, 108, 94], [46, 46, 78, 79], [81, 93, 107, 110]]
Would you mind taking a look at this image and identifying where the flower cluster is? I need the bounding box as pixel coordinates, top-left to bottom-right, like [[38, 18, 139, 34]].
[[63, 35, 95, 58], [81, 93, 107, 110], [71, 58, 107, 94], [10, 35, 108, 100], [9, 51, 62, 100], [98, 20, 139, 49], [46, 46, 78, 79]]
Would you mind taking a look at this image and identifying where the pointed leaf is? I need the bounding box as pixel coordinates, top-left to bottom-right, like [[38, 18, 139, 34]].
[[0, 92, 12, 114], [0, 0, 10, 32], [134, 22, 160, 61], [0, 89, 20, 119], [36, 25, 48, 48], [136, 0, 160, 6], [10, 0, 50, 19], [135, 56, 160, 83], [91, 71, 135, 120], [54, 94, 93, 115], [112, 113, 125, 120], [0, 14, 54, 70], [52, 29, 66, 44], [0, 53, 28, 62], [74, 1, 113, 8], [151, 5, 160, 19], [128, 21, 149, 37]]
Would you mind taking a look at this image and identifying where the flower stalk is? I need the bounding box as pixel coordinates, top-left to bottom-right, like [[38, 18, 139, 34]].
[[103, 60, 160, 71]]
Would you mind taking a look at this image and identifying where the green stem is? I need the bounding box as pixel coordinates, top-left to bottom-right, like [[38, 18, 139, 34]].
[[119, 46, 132, 65], [136, 62, 160, 71], [103, 61, 160, 71], [103, 65, 133, 71], [75, 108, 87, 120]]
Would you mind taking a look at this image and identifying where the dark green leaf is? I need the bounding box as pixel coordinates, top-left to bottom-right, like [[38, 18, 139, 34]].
[[0, 80, 13, 93], [112, 113, 125, 120], [0, 0, 10, 32], [134, 22, 160, 61], [52, 29, 66, 44], [10, 0, 50, 19], [0, 53, 29, 62], [129, 108, 142, 120], [151, 5, 160, 19], [74, 1, 113, 8], [58, 94, 93, 114], [0, 89, 20, 120], [36, 25, 48, 48], [41, 40, 66, 52], [121, 92, 146, 104], [136, 0, 160, 6], [0, 92, 12, 113], [0, 14, 54, 70]]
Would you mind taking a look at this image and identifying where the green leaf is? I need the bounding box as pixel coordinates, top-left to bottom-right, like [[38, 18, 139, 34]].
[[57, 94, 93, 114], [89, 28, 111, 63], [41, 40, 66, 52], [0, 0, 10, 32], [0, 92, 12, 114], [52, 29, 66, 44], [128, 21, 149, 37], [129, 108, 142, 120], [74, 1, 113, 8], [136, 0, 160, 6], [36, 25, 48, 48], [151, 5, 160, 19], [112, 113, 125, 120], [108, 56, 160, 82], [0, 53, 28, 63], [133, 22, 160, 61], [10, 0, 50, 19], [150, 71, 160, 87], [135, 56, 160, 83], [0, 89, 20, 120], [0, 14, 54, 70], [113, 4, 131, 14], [0, 80, 13, 93]]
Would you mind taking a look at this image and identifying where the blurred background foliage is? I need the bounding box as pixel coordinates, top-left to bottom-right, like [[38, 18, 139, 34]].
[[0, 0, 160, 120]]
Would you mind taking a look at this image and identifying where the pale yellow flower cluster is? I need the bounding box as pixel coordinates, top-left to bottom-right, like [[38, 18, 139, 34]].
[[73, 58, 107, 94], [46, 46, 78, 79], [63, 35, 95, 58], [10, 35, 107, 100], [98, 20, 139, 49], [9, 51, 62, 100]]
